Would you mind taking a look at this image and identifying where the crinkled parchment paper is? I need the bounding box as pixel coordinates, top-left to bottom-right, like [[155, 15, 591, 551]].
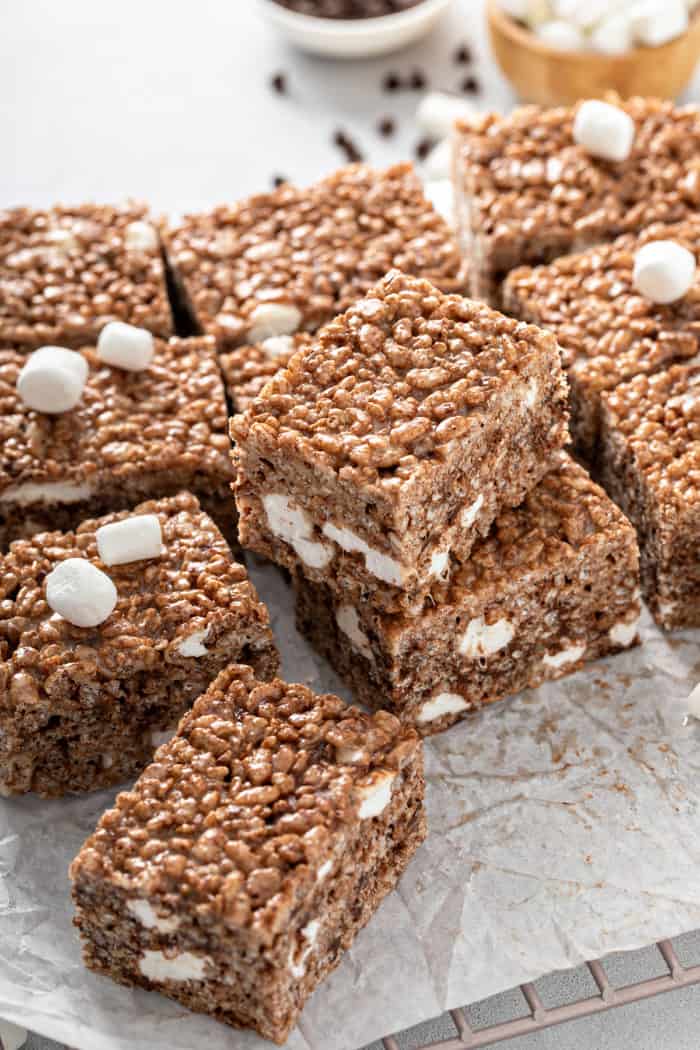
[[2, 559, 700, 1050]]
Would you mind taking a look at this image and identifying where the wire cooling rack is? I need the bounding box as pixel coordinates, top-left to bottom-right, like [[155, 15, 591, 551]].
[[367, 935, 700, 1050]]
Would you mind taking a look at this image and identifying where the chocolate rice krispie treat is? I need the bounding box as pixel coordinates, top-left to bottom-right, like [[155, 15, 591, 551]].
[[232, 270, 569, 614], [163, 163, 467, 350], [599, 362, 700, 630], [503, 219, 700, 460], [295, 455, 641, 734], [0, 494, 278, 797], [0, 203, 172, 349], [455, 97, 700, 304], [0, 335, 235, 548], [70, 664, 425, 1043], [220, 333, 312, 412]]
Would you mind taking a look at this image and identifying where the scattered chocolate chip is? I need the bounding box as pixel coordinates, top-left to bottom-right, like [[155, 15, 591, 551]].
[[461, 75, 480, 94], [272, 0, 423, 17], [377, 116, 396, 137], [454, 44, 472, 64], [272, 175, 289, 188], [382, 71, 402, 92], [415, 136, 435, 161], [409, 69, 427, 90], [270, 72, 287, 95], [333, 128, 364, 163]]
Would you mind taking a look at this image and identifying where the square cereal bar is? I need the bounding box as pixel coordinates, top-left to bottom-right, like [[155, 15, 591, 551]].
[[163, 163, 467, 350], [70, 665, 425, 1043], [455, 98, 700, 304], [599, 362, 700, 629], [0, 203, 172, 349], [0, 335, 235, 548], [220, 333, 312, 412], [502, 220, 700, 460], [232, 270, 569, 614], [0, 494, 278, 797], [295, 455, 641, 735]]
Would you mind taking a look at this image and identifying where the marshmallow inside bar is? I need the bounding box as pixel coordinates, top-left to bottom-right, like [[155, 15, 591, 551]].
[[17, 346, 88, 414], [97, 321, 155, 372], [124, 220, 159, 251], [572, 100, 635, 163], [247, 303, 302, 343], [96, 513, 164, 566], [45, 558, 118, 628]]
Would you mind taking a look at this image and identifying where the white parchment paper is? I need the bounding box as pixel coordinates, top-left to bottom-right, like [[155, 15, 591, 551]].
[[2, 558, 700, 1050]]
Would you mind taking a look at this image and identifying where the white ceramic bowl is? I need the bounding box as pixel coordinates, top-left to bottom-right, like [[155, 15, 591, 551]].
[[257, 0, 454, 58]]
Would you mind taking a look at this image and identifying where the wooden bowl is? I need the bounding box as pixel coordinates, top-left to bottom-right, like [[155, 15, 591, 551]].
[[487, 0, 700, 106]]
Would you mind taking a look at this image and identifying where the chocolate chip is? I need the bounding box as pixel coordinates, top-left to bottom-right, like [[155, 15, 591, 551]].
[[415, 136, 435, 161], [272, 0, 423, 16], [454, 44, 472, 64], [382, 71, 402, 92], [270, 72, 287, 95], [377, 116, 396, 137], [409, 70, 426, 90], [333, 129, 364, 163], [461, 75, 480, 94], [272, 175, 289, 188]]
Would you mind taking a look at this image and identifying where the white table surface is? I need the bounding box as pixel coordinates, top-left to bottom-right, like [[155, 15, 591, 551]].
[[2, 1, 700, 1048]]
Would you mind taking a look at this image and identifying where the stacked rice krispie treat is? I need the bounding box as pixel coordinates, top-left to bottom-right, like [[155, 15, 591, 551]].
[[232, 269, 641, 735]]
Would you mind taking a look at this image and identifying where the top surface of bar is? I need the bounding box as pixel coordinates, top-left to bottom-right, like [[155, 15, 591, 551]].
[[0, 336, 230, 494], [164, 163, 467, 345], [503, 219, 700, 391], [231, 269, 560, 489], [0, 493, 265, 693], [424, 453, 635, 606], [70, 665, 419, 943], [221, 333, 312, 412], [0, 202, 172, 348], [457, 97, 700, 271], [601, 362, 700, 508]]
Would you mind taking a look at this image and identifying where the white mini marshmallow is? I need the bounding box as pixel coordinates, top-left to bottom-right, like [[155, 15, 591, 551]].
[[96, 513, 164, 566], [97, 321, 155, 372], [247, 303, 302, 343], [322, 522, 405, 586], [423, 138, 453, 180], [590, 11, 634, 53], [459, 616, 514, 659], [260, 334, 296, 359], [416, 92, 478, 139], [17, 346, 88, 414], [176, 629, 209, 657], [633, 240, 696, 304], [572, 99, 635, 162], [631, 0, 688, 46], [423, 179, 454, 227], [687, 682, 700, 721], [609, 616, 640, 647], [335, 604, 372, 659], [417, 692, 469, 724], [543, 643, 585, 669], [0, 1021, 27, 1050], [139, 949, 211, 982], [128, 899, 181, 934], [356, 771, 396, 819], [535, 19, 585, 48], [461, 493, 484, 529], [0, 480, 94, 506], [264, 493, 332, 570], [45, 558, 117, 628], [124, 220, 159, 251]]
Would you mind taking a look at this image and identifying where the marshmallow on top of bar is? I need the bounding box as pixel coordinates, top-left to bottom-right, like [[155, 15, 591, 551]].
[[232, 270, 569, 613], [599, 361, 700, 630], [0, 493, 278, 798], [163, 163, 467, 350], [70, 665, 424, 1043], [502, 219, 700, 458], [0, 202, 172, 349], [0, 334, 232, 548], [454, 96, 700, 302]]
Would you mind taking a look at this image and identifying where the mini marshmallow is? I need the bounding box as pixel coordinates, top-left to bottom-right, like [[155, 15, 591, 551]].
[[247, 303, 302, 343], [260, 335, 296, 359], [416, 92, 478, 139], [97, 321, 155, 372], [45, 558, 118, 628], [633, 240, 696, 304], [572, 99, 635, 162], [423, 138, 452, 180], [17, 346, 88, 414], [535, 19, 585, 48], [687, 682, 700, 721], [631, 0, 688, 46], [124, 220, 159, 251], [423, 179, 454, 226], [96, 513, 164, 566], [589, 11, 634, 53]]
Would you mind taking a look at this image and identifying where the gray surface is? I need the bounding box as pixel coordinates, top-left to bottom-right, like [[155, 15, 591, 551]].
[[3, 1, 700, 1048]]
